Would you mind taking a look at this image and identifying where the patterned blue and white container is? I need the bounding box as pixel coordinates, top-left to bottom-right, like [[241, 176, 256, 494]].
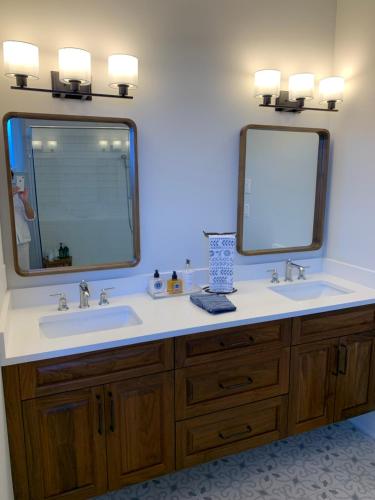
[[208, 234, 235, 293]]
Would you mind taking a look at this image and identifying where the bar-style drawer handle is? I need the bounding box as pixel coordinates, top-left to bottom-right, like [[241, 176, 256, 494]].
[[219, 424, 252, 440], [219, 376, 253, 390], [96, 394, 103, 435], [220, 336, 255, 349], [338, 344, 348, 375], [108, 391, 115, 432]]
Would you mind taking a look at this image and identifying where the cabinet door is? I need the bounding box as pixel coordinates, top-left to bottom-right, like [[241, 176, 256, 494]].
[[23, 387, 107, 500], [334, 332, 375, 421], [288, 339, 338, 435], [106, 371, 175, 490]]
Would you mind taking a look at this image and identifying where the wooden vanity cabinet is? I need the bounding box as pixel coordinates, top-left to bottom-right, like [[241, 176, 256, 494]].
[[288, 306, 375, 435], [2, 339, 175, 500], [334, 332, 375, 421], [4, 307, 375, 500], [22, 387, 107, 500], [105, 372, 175, 491]]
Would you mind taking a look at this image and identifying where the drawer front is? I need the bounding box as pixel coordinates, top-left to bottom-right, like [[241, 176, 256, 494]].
[[175, 319, 291, 368], [292, 306, 375, 345], [175, 347, 289, 419], [19, 339, 174, 400], [176, 396, 288, 469]]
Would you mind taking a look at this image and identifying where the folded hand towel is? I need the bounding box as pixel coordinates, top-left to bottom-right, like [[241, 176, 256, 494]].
[[190, 293, 236, 314]]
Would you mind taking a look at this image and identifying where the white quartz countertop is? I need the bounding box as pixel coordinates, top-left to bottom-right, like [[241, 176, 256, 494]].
[[2, 270, 375, 365]]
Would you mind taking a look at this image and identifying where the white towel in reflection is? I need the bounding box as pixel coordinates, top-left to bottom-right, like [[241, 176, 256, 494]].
[[208, 234, 235, 293]]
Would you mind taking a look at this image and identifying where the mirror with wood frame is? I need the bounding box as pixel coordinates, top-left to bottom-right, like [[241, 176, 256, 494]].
[[3, 112, 140, 276], [237, 125, 329, 256]]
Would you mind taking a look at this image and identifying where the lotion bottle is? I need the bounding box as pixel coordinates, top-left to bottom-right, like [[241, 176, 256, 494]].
[[182, 259, 194, 292]]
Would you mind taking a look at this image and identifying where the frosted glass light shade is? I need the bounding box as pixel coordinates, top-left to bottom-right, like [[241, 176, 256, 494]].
[[108, 54, 138, 88], [319, 76, 344, 103], [58, 48, 91, 84], [47, 140, 57, 152], [32, 140, 43, 150], [254, 69, 280, 97], [289, 73, 314, 101], [3, 41, 39, 78]]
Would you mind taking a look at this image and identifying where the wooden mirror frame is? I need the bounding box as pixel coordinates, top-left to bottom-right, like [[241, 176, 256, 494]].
[[237, 124, 330, 256], [3, 112, 140, 276]]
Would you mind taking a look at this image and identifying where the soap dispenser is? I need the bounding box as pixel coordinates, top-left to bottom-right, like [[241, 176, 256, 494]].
[[167, 271, 183, 294], [148, 269, 165, 295]]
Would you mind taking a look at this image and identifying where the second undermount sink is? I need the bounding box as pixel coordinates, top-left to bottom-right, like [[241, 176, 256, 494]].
[[39, 305, 142, 338], [269, 280, 353, 301]]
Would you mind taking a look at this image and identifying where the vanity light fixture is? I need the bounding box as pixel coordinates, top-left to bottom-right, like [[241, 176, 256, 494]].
[[255, 69, 344, 112], [2, 40, 138, 101], [111, 139, 122, 150], [31, 140, 43, 151], [98, 140, 109, 151], [47, 140, 57, 152]]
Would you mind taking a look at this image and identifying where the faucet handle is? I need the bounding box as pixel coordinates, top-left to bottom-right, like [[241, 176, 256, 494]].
[[297, 266, 310, 280], [50, 292, 69, 311], [267, 268, 280, 284], [99, 287, 115, 306]]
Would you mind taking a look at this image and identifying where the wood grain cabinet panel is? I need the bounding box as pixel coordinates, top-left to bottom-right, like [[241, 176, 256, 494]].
[[334, 332, 375, 421], [175, 320, 291, 368], [22, 387, 107, 500], [105, 372, 175, 490], [176, 396, 288, 469], [19, 339, 173, 399], [176, 348, 290, 419], [288, 339, 338, 435], [292, 306, 375, 345]]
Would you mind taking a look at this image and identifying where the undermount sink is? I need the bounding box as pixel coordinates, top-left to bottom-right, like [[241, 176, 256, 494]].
[[269, 280, 353, 301], [39, 305, 142, 338]]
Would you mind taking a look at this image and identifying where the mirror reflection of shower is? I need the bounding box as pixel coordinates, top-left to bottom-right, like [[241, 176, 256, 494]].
[[6, 118, 137, 271], [121, 153, 133, 234]]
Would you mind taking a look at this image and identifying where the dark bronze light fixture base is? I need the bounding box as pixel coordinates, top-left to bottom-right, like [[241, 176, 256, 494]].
[[10, 71, 134, 101], [259, 90, 338, 112]]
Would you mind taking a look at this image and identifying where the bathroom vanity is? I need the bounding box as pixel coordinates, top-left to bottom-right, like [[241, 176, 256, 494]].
[[3, 293, 375, 500]]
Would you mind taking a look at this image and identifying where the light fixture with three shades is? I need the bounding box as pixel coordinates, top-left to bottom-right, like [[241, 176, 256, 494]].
[[3, 40, 138, 100], [254, 69, 344, 112]]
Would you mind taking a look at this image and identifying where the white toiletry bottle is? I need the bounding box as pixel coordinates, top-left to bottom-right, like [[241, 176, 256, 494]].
[[182, 259, 194, 292], [149, 269, 165, 295]]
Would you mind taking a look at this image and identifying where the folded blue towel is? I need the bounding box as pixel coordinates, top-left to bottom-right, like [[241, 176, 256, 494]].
[[190, 293, 236, 314]]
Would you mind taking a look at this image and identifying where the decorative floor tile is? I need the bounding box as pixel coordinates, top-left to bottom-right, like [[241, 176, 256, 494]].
[[95, 422, 375, 500]]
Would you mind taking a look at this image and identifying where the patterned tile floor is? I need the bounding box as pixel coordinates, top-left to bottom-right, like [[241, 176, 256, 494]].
[[96, 422, 375, 500]]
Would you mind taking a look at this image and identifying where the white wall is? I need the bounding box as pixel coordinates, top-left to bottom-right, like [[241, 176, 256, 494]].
[[326, 0, 375, 268], [326, 0, 375, 437], [0, 0, 337, 289]]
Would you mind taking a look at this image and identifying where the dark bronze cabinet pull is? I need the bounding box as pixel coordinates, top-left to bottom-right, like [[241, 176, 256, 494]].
[[332, 345, 339, 376], [96, 394, 103, 435], [219, 376, 253, 390], [108, 391, 115, 432], [220, 336, 255, 349], [338, 344, 348, 375], [219, 425, 252, 440]]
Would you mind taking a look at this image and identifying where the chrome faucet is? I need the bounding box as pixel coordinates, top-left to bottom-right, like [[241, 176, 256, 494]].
[[79, 280, 90, 308], [285, 259, 308, 282]]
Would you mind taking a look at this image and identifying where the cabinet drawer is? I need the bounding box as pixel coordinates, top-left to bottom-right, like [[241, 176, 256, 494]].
[[19, 339, 174, 399], [292, 306, 375, 345], [176, 396, 288, 469], [175, 347, 289, 419], [175, 319, 291, 368]]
